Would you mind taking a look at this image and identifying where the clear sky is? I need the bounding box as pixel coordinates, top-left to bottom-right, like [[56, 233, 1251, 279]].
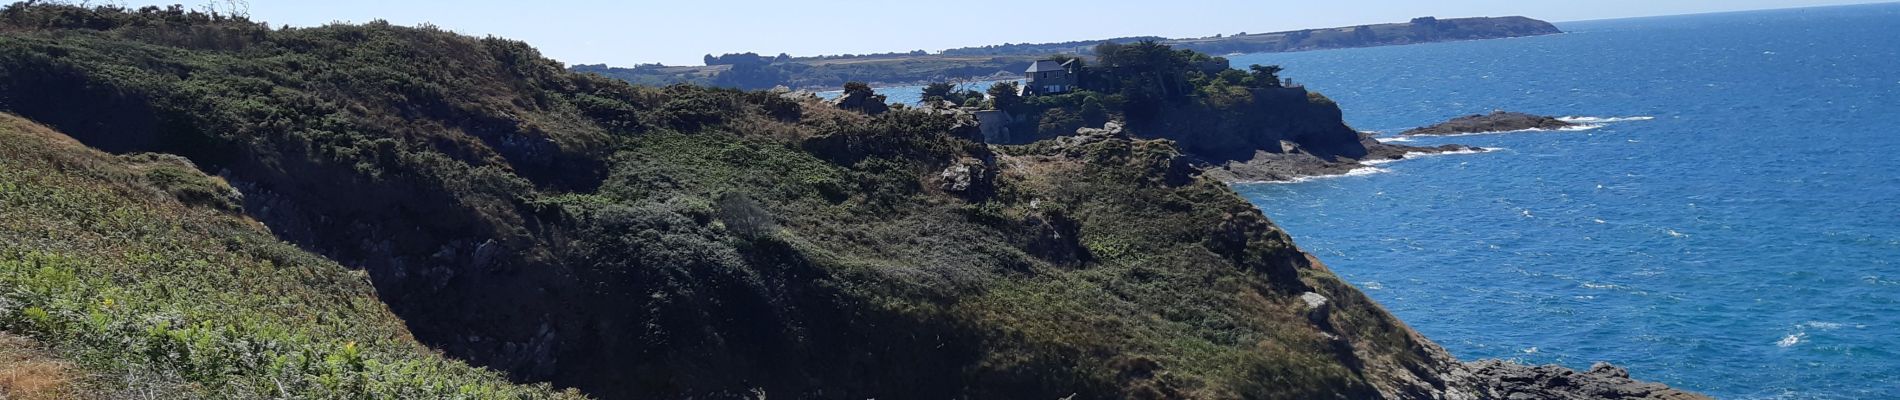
[[123, 0, 1892, 66]]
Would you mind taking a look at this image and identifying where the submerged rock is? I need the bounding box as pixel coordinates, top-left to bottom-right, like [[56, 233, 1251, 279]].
[[1404, 111, 1574, 136]]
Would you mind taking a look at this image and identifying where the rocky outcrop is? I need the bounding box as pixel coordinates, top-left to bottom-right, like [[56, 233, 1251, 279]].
[[1404, 111, 1574, 136], [1134, 87, 1369, 162], [1461, 360, 1713, 400], [1198, 132, 1484, 182]]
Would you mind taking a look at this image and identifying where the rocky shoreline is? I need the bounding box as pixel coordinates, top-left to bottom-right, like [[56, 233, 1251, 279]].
[[1200, 132, 1485, 183], [1196, 126, 1713, 398], [1459, 361, 1712, 400], [809, 69, 1706, 400], [1404, 111, 1576, 136], [1203, 110, 1583, 182]]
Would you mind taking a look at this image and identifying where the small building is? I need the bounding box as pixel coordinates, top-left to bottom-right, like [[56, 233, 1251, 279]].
[[1024, 59, 1076, 95]]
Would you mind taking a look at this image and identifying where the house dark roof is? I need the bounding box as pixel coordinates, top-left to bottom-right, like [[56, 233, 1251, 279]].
[[1025, 60, 1066, 73]]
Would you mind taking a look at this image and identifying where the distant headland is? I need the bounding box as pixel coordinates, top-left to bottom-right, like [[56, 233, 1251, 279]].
[[573, 16, 1562, 91]]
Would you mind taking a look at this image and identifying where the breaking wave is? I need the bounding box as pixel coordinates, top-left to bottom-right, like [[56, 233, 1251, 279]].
[[1558, 116, 1657, 123], [1251, 166, 1390, 185], [1407, 125, 1605, 138], [1362, 147, 1494, 166], [1778, 333, 1807, 348]]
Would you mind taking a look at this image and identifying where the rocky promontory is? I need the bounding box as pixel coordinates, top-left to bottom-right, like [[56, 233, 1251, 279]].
[[1200, 131, 1485, 183], [1461, 360, 1713, 400], [1404, 111, 1575, 136]]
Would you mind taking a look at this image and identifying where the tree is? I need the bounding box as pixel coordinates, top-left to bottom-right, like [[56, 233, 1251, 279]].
[[704, 52, 770, 67], [956, 90, 984, 105], [987, 81, 1022, 112], [844, 82, 874, 97], [1090, 41, 1205, 116], [836, 82, 889, 115], [712, 62, 787, 90], [922, 82, 955, 103], [1248, 65, 1285, 88]]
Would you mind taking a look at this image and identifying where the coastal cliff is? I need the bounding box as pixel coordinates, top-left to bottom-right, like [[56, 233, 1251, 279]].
[[0, 4, 1691, 399]]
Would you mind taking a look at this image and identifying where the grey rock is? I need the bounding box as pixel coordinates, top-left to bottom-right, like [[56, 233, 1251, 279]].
[[1460, 360, 1712, 400], [936, 157, 994, 196], [1404, 111, 1574, 136]]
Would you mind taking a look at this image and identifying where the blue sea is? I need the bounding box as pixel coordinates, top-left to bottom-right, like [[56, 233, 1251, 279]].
[[1227, 4, 1900, 399], [814, 80, 1008, 104]]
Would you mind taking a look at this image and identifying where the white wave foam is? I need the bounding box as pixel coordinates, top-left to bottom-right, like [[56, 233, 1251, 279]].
[[1256, 166, 1390, 184], [1801, 320, 1862, 329], [1376, 136, 1417, 143], [1418, 124, 1605, 138], [1777, 333, 1806, 347], [1328, 166, 1389, 179], [1558, 116, 1656, 123], [1362, 148, 1494, 166], [1242, 148, 1491, 185]]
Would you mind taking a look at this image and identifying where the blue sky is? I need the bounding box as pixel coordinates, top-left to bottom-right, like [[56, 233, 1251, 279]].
[[130, 0, 1890, 66]]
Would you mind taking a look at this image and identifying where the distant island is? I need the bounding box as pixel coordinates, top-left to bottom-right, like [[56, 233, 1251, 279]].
[[573, 16, 1561, 90], [1404, 111, 1578, 136]]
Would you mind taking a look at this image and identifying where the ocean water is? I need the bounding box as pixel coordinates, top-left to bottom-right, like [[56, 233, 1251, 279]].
[[812, 79, 1015, 105], [1228, 4, 1900, 399]]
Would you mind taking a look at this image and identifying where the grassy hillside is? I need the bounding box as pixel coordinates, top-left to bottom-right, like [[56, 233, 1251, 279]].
[[0, 4, 1466, 398], [0, 114, 578, 398]]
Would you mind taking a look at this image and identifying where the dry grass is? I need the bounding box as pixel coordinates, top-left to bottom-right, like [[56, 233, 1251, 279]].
[[0, 334, 80, 400]]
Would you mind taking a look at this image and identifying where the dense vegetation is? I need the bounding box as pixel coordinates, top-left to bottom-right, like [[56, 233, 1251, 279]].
[[0, 114, 579, 398], [952, 41, 1364, 164], [0, 3, 1465, 399]]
